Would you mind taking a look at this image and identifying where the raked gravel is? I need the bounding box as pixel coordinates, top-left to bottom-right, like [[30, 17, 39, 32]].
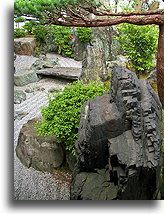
[[14, 54, 82, 200]]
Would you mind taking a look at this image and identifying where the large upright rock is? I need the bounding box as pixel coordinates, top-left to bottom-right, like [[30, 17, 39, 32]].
[[91, 26, 121, 61], [80, 26, 122, 83], [14, 37, 37, 56], [71, 65, 162, 200], [80, 46, 107, 82]]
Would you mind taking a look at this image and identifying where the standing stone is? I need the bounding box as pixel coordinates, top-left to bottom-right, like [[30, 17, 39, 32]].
[[71, 65, 162, 200], [91, 26, 121, 61], [14, 37, 37, 56], [80, 45, 108, 82], [16, 118, 64, 173], [80, 26, 121, 83]]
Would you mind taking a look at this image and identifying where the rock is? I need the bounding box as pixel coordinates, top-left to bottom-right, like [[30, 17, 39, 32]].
[[30, 56, 58, 70], [25, 86, 45, 93], [72, 27, 88, 61], [14, 111, 28, 120], [14, 37, 37, 56], [91, 26, 121, 61], [36, 67, 81, 80], [16, 118, 64, 173], [14, 70, 40, 86], [71, 167, 117, 200], [116, 55, 128, 63], [66, 151, 76, 171], [147, 70, 157, 85], [71, 65, 162, 200], [80, 45, 107, 82], [14, 90, 26, 104]]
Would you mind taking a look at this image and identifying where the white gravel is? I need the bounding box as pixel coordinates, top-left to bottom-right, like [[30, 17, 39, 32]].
[[14, 54, 81, 200]]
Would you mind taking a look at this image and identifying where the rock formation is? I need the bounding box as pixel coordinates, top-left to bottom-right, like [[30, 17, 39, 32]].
[[80, 26, 122, 83], [80, 45, 107, 82], [71, 65, 162, 200], [16, 118, 64, 173], [14, 70, 40, 86], [14, 37, 37, 56]]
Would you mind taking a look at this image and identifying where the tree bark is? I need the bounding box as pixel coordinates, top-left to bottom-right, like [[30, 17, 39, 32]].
[[50, 14, 163, 27], [156, 25, 163, 107]]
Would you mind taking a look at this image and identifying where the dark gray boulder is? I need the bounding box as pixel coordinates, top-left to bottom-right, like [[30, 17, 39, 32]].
[[71, 65, 162, 200]]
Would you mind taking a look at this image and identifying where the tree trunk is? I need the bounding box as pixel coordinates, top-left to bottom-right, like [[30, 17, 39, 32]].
[[156, 25, 163, 107]]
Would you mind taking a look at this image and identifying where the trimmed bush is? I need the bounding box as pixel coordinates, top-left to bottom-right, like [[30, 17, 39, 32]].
[[35, 81, 108, 155]]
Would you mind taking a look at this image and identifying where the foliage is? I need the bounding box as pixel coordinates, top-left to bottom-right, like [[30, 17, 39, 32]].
[[14, 17, 26, 23], [23, 20, 37, 34], [14, 28, 26, 38], [116, 24, 158, 76], [14, 0, 99, 22], [76, 27, 92, 43], [48, 25, 74, 57], [32, 25, 49, 45], [35, 81, 108, 155]]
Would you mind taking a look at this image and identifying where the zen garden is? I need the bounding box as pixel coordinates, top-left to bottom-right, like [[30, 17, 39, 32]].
[[14, 0, 163, 200]]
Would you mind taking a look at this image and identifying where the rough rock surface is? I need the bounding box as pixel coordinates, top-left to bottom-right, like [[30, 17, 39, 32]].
[[147, 70, 157, 85], [14, 37, 37, 56], [80, 45, 107, 82], [91, 26, 121, 61], [14, 90, 26, 104], [30, 56, 58, 70], [66, 151, 77, 171], [16, 118, 64, 173], [71, 65, 162, 200], [36, 67, 81, 80], [14, 70, 40, 86]]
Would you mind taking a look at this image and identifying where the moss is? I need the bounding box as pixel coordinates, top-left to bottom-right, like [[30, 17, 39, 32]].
[[150, 83, 158, 94]]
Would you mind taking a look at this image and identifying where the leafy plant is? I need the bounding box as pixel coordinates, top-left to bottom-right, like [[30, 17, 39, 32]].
[[23, 20, 37, 34], [14, 17, 26, 23], [14, 28, 26, 38], [116, 24, 158, 77], [48, 25, 74, 57], [32, 25, 49, 45], [35, 81, 108, 155], [76, 27, 92, 43]]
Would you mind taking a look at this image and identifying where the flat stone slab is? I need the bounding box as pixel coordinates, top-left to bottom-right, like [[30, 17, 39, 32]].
[[36, 67, 82, 80], [14, 70, 40, 86]]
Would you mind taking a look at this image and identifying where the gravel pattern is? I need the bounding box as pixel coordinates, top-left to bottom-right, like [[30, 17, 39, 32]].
[[14, 54, 81, 200]]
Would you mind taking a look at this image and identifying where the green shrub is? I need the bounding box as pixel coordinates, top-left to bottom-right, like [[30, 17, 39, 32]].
[[32, 25, 48, 45], [76, 27, 92, 43], [116, 24, 158, 77], [48, 25, 74, 57], [15, 17, 26, 23], [23, 20, 37, 34], [35, 81, 108, 155], [14, 28, 26, 38]]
